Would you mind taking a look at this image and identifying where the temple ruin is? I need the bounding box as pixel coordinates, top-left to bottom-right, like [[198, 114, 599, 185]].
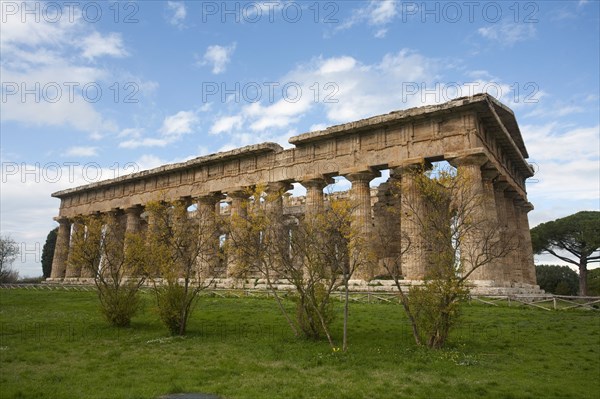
[[48, 94, 541, 293]]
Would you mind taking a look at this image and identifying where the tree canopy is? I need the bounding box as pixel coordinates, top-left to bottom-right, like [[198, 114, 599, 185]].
[[41, 228, 58, 278], [531, 211, 600, 296], [535, 265, 579, 296]]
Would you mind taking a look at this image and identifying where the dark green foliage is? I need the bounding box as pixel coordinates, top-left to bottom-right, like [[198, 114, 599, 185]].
[[535, 265, 579, 295], [588, 268, 600, 296], [41, 227, 58, 278], [531, 211, 600, 295], [97, 282, 141, 327]]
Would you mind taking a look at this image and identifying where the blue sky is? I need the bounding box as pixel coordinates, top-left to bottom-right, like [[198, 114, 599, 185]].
[[1, 0, 599, 277]]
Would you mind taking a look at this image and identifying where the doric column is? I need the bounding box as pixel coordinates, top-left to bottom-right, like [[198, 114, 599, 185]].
[[124, 205, 143, 235], [493, 180, 511, 282], [264, 182, 291, 278], [226, 188, 249, 277], [302, 178, 327, 218], [504, 190, 523, 283], [228, 188, 248, 218], [346, 171, 376, 280], [372, 172, 402, 278], [449, 153, 491, 281], [50, 217, 71, 279], [481, 168, 502, 282], [196, 193, 222, 278], [516, 200, 536, 285], [65, 221, 82, 278], [123, 205, 143, 277], [397, 164, 429, 280]]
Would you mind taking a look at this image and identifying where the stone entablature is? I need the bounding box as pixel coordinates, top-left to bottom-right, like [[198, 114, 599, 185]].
[[49, 94, 539, 291]]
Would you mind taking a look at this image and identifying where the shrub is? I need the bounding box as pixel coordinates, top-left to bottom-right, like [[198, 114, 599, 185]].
[[295, 282, 335, 340], [155, 284, 198, 336], [97, 283, 141, 327]]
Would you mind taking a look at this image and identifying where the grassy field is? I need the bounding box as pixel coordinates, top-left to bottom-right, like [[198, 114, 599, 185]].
[[0, 289, 598, 399]]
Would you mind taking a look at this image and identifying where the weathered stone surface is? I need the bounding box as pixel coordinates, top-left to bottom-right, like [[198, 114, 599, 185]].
[[48, 94, 538, 292]]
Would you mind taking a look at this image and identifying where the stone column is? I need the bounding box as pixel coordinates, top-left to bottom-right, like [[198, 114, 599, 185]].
[[449, 153, 492, 281], [481, 168, 502, 282], [397, 164, 429, 280], [123, 205, 143, 277], [493, 180, 511, 283], [516, 200, 536, 285], [124, 205, 143, 235], [50, 217, 71, 279], [197, 193, 222, 278], [373, 170, 403, 278], [302, 178, 327, 218], [346, 171, 376, 280], [65, 221, 82, 278], [504, 191, 523, 283], [264, 182, 291, 278], [227, 188, 249, 278]]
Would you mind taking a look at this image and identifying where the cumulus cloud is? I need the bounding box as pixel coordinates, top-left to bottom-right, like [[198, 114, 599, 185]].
[[160, 110, 199, 136], [80, 32, 128, 60], [0, 4, 132, 136], [336, 0, 398, 38], [166, 1, 187, 27], [199, 43, 236, 74], [118, 110, 203, 149], [64, 146, 99, 157], [477, 22, 536, 47]]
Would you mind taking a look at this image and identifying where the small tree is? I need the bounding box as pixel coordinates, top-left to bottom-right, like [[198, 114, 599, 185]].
[[382, 164, 517, 348], [0, 235, 20, 283], [531, 211, 600, 296], [41, 228, 58, 278], [68, 214, 145, 327], [226, 186, 361, 350], [535, 265, 579, 295], [142, 198, 220, 335]]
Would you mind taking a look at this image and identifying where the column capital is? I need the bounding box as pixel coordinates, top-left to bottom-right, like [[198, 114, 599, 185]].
[[493, 180, 510, 192], [448, 152, 488, 168], [300, 175, 331, 189], [196, 192, 223, 205], [124, 204, 144, 215], [266, 181, 293, 193], [345, 171, 375, 184], [53, 216, 71, 225], [481, 168, 499, 181], [516, 200, 534, 213], [226, 187, 250, 198]]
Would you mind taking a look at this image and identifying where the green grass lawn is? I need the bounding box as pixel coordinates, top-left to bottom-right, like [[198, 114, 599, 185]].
[[0, 289, 598, 399]]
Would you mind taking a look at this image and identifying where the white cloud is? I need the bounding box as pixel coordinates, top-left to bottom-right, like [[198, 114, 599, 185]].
[[119, 138, 169, 149], [524, 123, 599, 208], [210, 115, 243, 134], [119, 110, 203, 149], [200, 43, 236, 74], [160, 110, 199, 137], [319, 56, 357, 74], [64, 146, 99, 157], [80, 32, 128, 60], [477, 22, 536, 46], [0, 4, 130, 135], [335, 0, 398, 38], [166, 1, 187, 27]]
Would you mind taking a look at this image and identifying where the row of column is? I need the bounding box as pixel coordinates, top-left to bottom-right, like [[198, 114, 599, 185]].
[[50, 156, 536, 286]]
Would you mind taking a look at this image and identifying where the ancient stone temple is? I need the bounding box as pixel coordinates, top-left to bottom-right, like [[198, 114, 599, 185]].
[[48, 94, 540, 293]]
